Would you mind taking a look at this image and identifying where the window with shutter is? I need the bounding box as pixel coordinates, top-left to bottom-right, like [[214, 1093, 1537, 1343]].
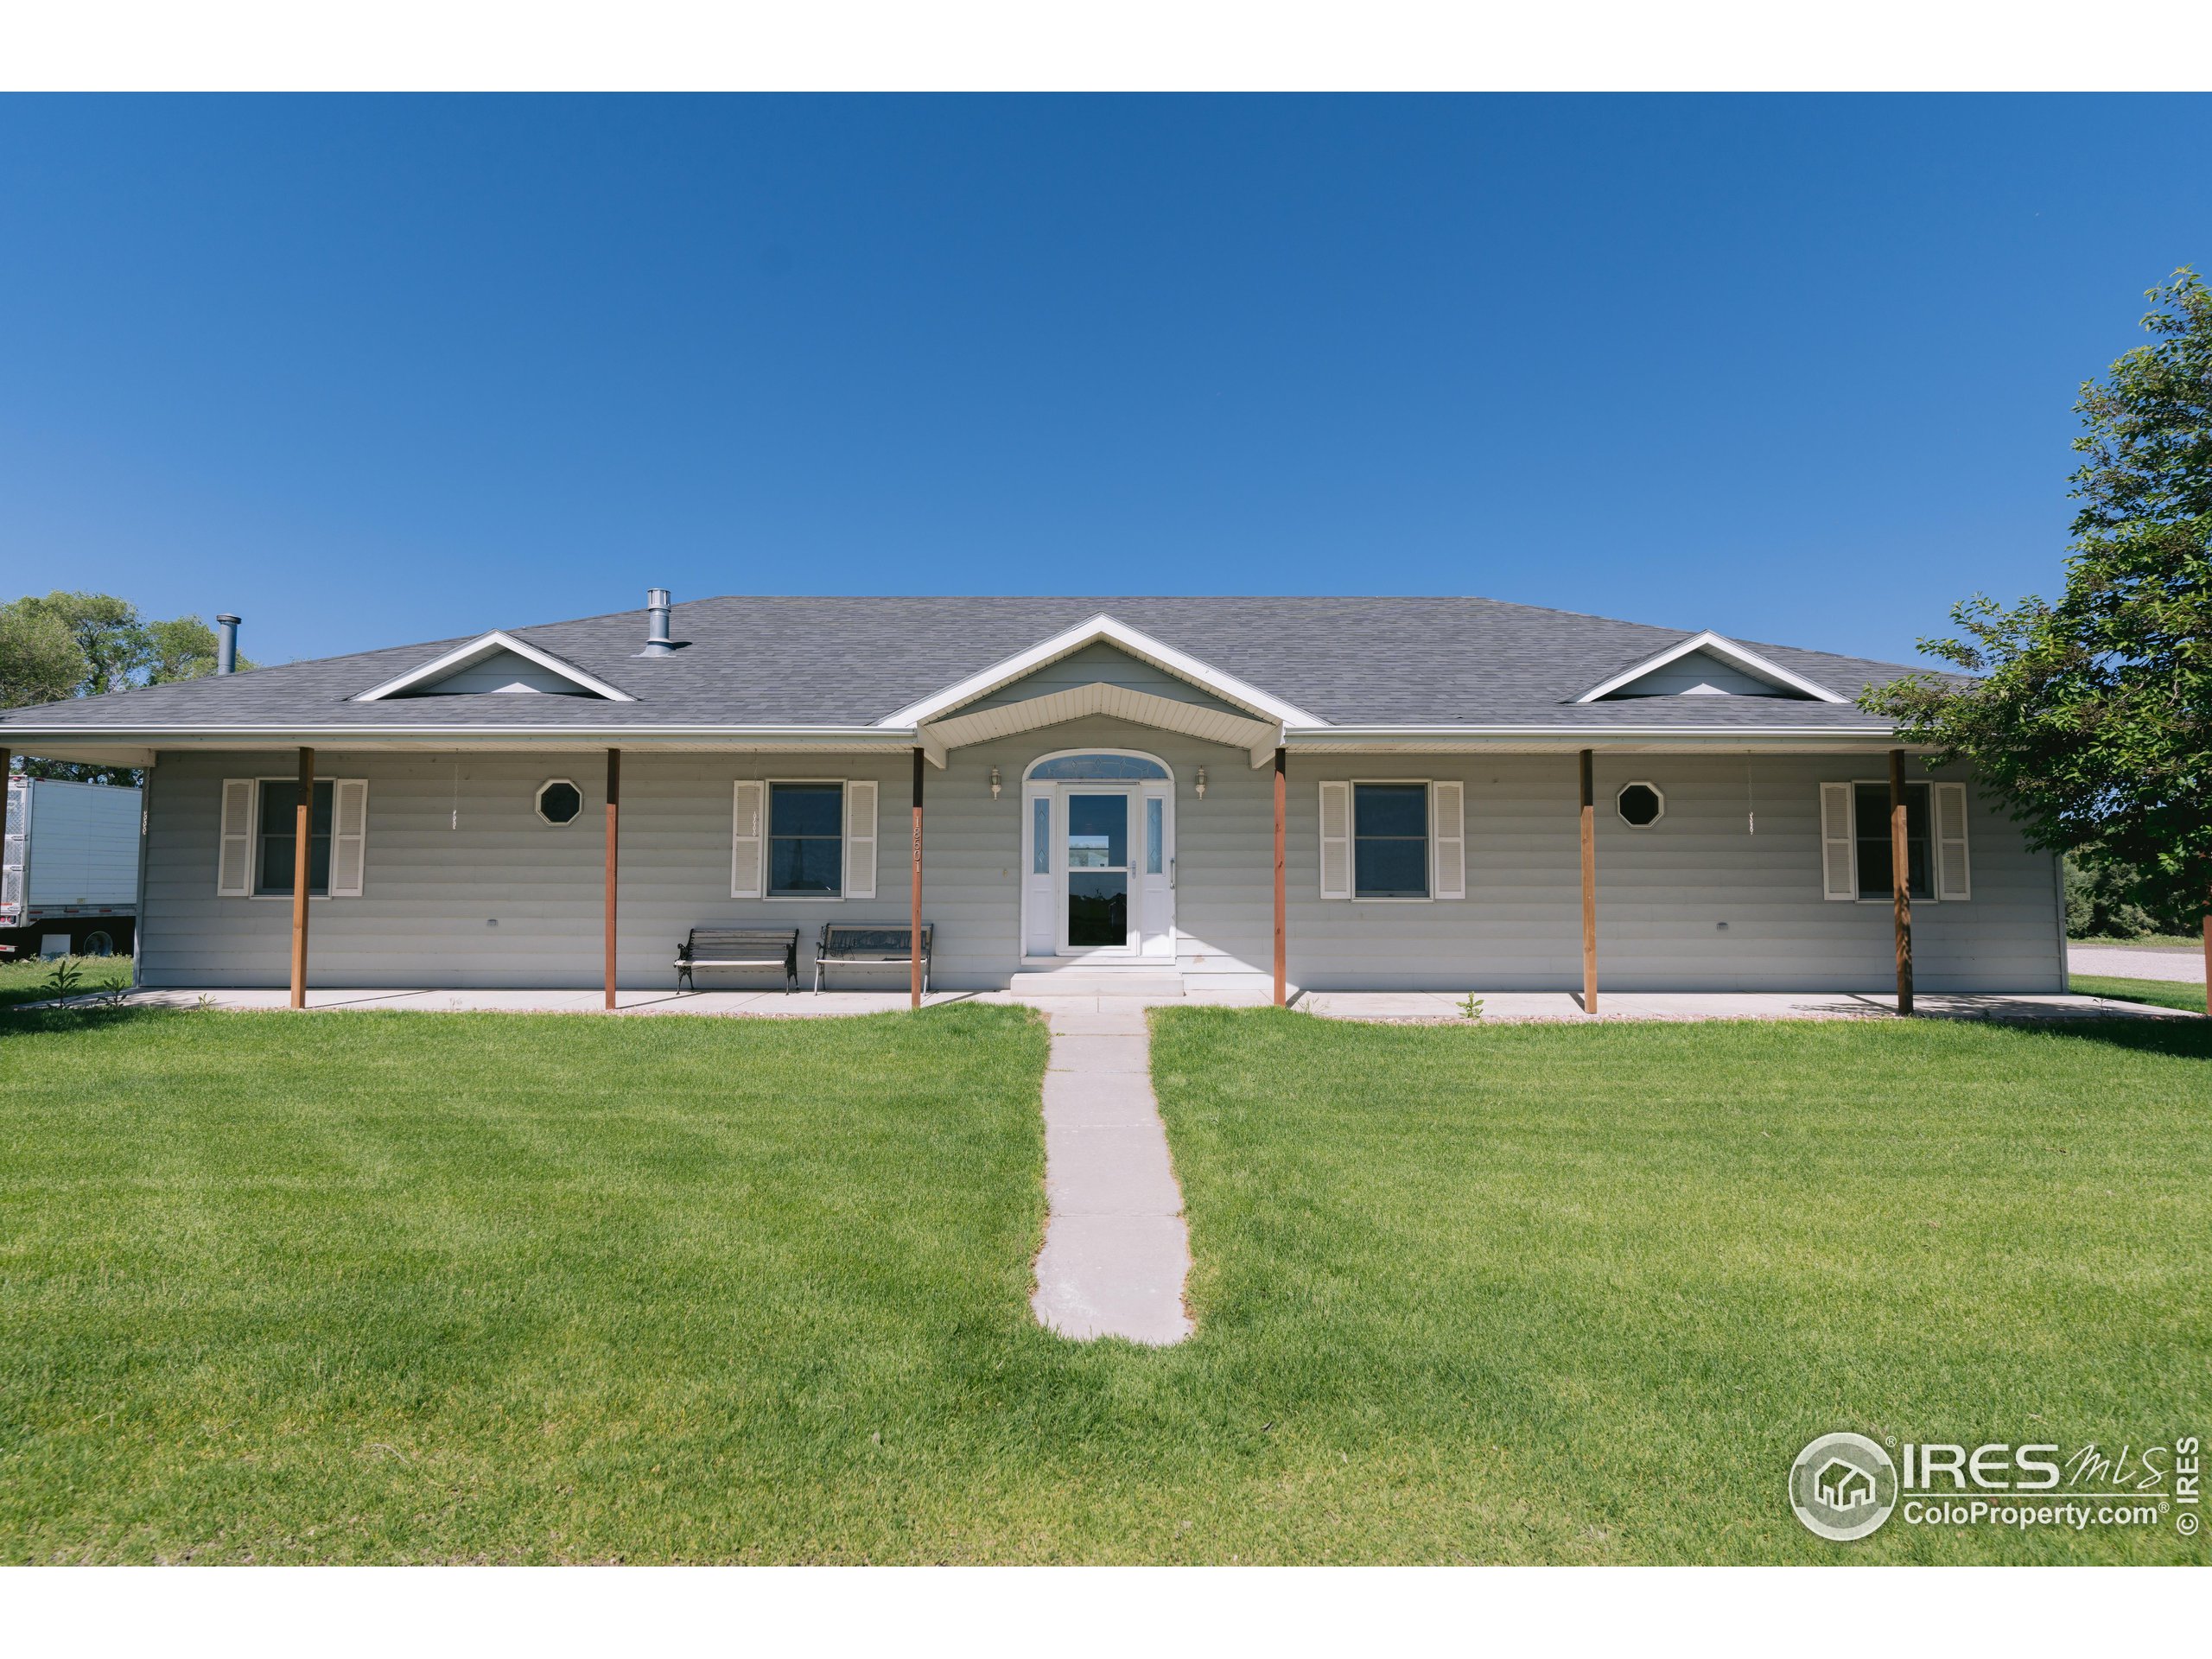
[[1431, 780, 1465, 900], [217, 779, 255, 897], [844, 779, 878, 899], [1934, 781, 1972, 900], [329, 779, 369, 897], [731, 780, 764, 899], [1318, 780, 1351, 900], [1818, 782, 1856, 901]]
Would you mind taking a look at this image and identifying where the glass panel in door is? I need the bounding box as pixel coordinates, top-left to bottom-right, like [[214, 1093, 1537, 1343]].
[[1065, 792, 1130, 949]]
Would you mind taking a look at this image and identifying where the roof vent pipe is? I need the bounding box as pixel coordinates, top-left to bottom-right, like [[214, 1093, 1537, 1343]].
[[639, 588, 673, 658], [215, 614, 241, 676]]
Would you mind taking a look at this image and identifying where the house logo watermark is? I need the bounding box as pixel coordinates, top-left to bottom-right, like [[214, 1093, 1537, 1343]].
[[1789, 1432, 2202, 1541], [1789, 1433, 1899, 1540]]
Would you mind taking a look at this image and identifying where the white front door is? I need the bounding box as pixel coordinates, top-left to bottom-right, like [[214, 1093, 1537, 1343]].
[[1022, 776, 1174, 960]]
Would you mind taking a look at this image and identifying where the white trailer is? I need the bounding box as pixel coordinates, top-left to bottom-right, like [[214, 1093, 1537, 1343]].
[[1, 776, 143, 957]]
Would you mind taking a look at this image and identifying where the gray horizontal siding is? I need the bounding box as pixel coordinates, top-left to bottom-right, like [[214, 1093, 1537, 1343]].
[[1605, 652, 1790, 697], [1283, 754, 2063, 993], [139, 734, 2063, 994], [964, 643, 1246, 715]]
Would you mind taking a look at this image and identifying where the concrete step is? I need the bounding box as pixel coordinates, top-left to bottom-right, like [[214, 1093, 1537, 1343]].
[[1007, 969, 1187, 998]]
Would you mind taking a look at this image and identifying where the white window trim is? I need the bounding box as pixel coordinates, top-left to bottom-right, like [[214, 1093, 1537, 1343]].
[[534, 777, 583, 826], [1616, 779, 1666, 829], [1847, 777, 1940, 905], [1349, 778, 1438, 903], [760, 778, 851, 903], [232, 775, 368, 899]]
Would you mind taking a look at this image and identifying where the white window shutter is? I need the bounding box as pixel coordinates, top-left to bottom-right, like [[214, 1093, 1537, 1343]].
[[731, 780, 764, 899], [844, 779, 878, 899], [329, 779, 369, 897], [1819, 782, 1856, 900], [1934, 781, 1972, 900], [1432, 780, 1465, 900], [217, 779, 255, 896], [1319, 780, 1351, 900]]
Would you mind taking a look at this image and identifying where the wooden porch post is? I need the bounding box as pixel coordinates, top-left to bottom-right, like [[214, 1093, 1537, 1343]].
[[910, 747, 925, 1010], [1890, 747, 1914, 1016], [289, 746, 314, 1009], [1273, 746, 1287, 1007], [604, 748, 620, 1011], [1579, 749, 1598, 1015]]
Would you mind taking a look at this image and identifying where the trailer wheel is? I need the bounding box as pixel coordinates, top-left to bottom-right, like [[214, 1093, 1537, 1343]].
[[81, 930, 115, 957]]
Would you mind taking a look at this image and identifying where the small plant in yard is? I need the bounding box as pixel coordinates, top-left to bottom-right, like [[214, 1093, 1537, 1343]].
[[1457, 993, 1484, 1020], [41, 956, 83, 998]]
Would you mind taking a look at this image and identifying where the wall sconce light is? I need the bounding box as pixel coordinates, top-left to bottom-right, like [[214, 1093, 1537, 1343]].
[[988, 766, 1001, 800], [1194, 767, 1207, 800]]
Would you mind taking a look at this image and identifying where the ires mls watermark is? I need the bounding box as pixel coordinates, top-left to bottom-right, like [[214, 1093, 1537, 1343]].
[[1789, 1431, 2202, 1542]]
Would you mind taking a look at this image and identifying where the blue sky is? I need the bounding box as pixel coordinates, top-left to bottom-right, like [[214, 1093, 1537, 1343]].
[[3, 94, 2206, 671]]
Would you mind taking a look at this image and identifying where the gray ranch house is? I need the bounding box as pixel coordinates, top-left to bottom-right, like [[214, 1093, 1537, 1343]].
[[0, 592, 2063, 1007]]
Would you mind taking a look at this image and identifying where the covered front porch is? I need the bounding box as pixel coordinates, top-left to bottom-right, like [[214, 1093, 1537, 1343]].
[[31, 984, 2180, 1021]]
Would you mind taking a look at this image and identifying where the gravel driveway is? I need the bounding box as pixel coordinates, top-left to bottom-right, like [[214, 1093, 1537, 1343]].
[[2069, 944, 2206, 983]]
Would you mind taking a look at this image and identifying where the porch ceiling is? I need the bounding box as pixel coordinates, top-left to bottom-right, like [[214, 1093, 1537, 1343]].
[[917, 680, 1281, 766]]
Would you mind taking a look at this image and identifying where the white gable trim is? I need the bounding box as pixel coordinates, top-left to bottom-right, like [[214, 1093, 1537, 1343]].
[[353, 632, 636, 703], [878, 613, 1324, 729], [915, 680, 1281, 768], [1573, 630, 1847, 705]]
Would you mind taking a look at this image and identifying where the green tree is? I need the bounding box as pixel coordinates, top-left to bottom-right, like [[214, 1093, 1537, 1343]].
[[0, 600, 89, 709], [1867, 270, 2211, 989], [2, 592, 253, 783], [144, 614, 245, 683]]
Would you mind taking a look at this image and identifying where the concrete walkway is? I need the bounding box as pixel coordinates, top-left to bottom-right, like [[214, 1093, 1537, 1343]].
[[2069, 944, 2206, 984], [1027, 1000, 1193, 1346]]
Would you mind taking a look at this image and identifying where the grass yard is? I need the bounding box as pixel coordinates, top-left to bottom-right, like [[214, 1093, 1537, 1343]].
[[1148, 1009, 2210, 1565], [2070, 973, 2208, 1016], [1, 1001, 2205, 1563], [0, 953, 133, 1010]]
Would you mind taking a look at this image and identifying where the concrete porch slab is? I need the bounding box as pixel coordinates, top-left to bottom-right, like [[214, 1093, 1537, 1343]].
[[1299, 989, 2191, 1023], [14, 986, 988, 1017]]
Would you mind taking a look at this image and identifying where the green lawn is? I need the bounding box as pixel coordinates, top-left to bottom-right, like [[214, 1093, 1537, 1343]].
[[2, 1001, 2205, 1563], [0, 953, 133, 1010], [1147, 1009, 2209, 1565], [2071, 973, 2207, 1016]]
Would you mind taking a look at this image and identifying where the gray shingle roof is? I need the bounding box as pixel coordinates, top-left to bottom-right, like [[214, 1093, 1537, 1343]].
[[0, 595, 1940, 733]]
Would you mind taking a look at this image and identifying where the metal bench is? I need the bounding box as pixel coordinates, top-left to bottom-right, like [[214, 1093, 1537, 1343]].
[[675, 926, 799, 993], [814, 922, 934, 994]]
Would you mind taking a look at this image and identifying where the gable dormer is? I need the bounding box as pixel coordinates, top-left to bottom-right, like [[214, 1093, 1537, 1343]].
[[1575, 630, 1844, 704], [353, 632, 634, 702]]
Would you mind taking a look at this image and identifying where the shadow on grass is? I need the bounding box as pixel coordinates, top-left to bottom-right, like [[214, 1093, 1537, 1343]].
[[1999, 1014, 2212, 1060], [0, 1003, 198, 1037]]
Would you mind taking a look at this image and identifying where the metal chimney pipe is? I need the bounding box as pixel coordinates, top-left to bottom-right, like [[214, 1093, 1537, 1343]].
[[215, 614, 241, 675], [640, 588, 673, 657]]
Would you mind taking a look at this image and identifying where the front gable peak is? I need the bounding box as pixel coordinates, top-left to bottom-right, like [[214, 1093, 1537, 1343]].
[[878, 614, 1324, 729]]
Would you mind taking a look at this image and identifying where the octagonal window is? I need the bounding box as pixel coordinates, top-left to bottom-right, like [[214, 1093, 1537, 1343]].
[[536, 779, 582, 825], [1616, 781, 1664, 828]]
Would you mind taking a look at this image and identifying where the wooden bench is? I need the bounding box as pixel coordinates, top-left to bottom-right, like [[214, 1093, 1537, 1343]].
[[814, 922, 934, 994], [675, 926, 799, 993]]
